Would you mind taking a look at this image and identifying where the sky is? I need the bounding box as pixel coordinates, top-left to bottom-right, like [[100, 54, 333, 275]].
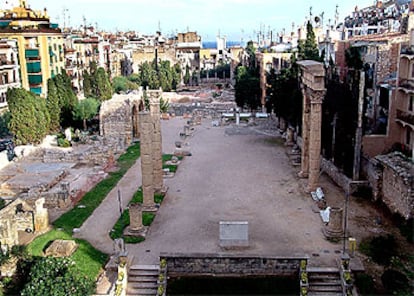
[[6, 0, 375, 41]]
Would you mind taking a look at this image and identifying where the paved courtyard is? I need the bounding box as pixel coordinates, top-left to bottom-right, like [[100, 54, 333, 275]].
[[127, 117, 345, 267]]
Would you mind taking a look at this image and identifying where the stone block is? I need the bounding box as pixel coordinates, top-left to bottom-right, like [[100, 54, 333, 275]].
[[44, 239, 78, 257], [219, 221, 249, 248]]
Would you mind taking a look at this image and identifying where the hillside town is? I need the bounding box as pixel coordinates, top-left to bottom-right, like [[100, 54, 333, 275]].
[[0, 0, 413, 295]]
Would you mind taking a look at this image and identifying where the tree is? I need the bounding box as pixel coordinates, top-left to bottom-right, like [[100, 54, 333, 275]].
[[94, 68, 113, 101], [46, 79, 60, 132], [234, 65, 261, 111], [298, 21, 321, 61], [7, 88, 50, 145], [183, 65, 190, 85], [21, 257, 95, 296], [112, 76, 140, 93], [53, 72, 78, 127], [73, 98, 100, 130]]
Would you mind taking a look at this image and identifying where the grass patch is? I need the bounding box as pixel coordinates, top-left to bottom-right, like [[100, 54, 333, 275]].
[[162, 154, 183, 162], [163, 164, 178, 173], [53, 142, 140, 233], [26, 229, 108, 280]]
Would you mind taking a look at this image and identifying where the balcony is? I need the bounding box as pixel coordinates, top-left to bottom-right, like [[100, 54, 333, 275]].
[[25, 49, 40, 58], [28, 74, 42, 85], [398, 78, 414, 92], [27, 62, 41, 73], [396, 109, 414, 127], [30, 87, 42, 95]]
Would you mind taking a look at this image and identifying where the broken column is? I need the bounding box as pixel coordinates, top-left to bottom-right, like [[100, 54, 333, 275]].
[[34, 197, 49, 233], [297, 61, 326, 192], [129, 203, 143, 231], [139, 111, 156, 211], [148, 90, 164, 193], [323, 207, 344, 240]]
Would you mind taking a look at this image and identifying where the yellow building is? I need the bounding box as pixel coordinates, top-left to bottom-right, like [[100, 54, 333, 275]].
[[0, 0, 64, 97]]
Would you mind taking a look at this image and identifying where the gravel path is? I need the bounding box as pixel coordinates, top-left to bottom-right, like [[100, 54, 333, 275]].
[[127, 117, 342, 267]]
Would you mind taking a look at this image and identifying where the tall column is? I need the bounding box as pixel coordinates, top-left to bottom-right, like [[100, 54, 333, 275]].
[[149, 91, 164, 192], [307, 92, 324, 192], [139, 111, 155, 210], [299, 86, 310, 178]]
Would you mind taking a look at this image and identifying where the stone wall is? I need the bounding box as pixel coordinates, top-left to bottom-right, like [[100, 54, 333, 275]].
[[0, 199, 34, 251], [160, 253, 307, 277], [100, 90, 144, 148], [368, 152, 414, 219]]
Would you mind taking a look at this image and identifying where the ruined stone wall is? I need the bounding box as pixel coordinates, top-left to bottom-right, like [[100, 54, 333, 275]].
[[100, 91, 144, 148], [161, 253, 306, 277], [368, 152, 414, 219], [321, 158, 352, 193], [132, 48, 176, 74]]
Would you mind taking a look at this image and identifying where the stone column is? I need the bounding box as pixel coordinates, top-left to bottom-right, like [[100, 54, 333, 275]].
[[323, 207, 344, 240], [129, 203, 143, 231], [299, 86, 310, 178], [139, 111, 155, 210], [149, 91, 164, 193], [307, 92, 324, 192], [34, 197, 49, 232]]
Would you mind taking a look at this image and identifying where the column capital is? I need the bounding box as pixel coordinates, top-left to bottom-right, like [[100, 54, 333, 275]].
[[310, 90, 326, 104]]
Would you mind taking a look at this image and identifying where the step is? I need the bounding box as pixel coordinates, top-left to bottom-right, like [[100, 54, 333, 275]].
[[130, 265, 160, 271], [128, 269, 159, 277], [128, 282, 158, 289], [307, 267, 339, 273], [309, 285, 343, 293], [128, 275, 158, 282], [126, 287, 157, 296], [309, 280, 342, 286], [308, 292, 343, 296]]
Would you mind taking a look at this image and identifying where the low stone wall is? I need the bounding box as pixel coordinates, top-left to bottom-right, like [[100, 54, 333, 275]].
[[321, 158, 369, 194], [368, 152, 414, 219], [160, 253, 307, 277]]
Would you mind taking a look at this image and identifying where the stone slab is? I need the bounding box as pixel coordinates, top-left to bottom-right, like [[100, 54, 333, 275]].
[[219, 221, 249, 248]]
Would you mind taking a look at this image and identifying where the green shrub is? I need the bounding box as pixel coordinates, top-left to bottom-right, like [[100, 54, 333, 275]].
[[381, 269, 409, 294], [57, 137, 71, 147], [354, 273, 375, 294], [359, 234, 397, 265], [20, 257, 95, 296]]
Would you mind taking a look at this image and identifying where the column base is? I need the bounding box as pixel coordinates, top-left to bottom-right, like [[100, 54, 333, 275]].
[[142, 204, 159, 212], [298, 171, 308, 178], [124, 226, 148, 238]]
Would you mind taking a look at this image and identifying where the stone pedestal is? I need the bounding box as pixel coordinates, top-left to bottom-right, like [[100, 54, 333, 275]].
[[129, 203, 143, 231], [125, 203, 147, 237], [323, 207, 344, 240], [285, 127, 294, 146], [139, 112, 156, 211], [34, 197, 49, 233]]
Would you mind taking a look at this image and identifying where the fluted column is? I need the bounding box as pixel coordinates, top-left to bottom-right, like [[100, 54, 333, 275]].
[[307, 91, 325, 192]]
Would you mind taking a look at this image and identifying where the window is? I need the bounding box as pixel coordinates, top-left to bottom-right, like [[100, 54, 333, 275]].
[[406, 128, 411, 146], [409, 95, 414, 112]]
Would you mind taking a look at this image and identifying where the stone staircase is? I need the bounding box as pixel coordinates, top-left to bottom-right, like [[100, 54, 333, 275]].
[[307, 267, 343, 296], [127, 265, 159, 296]]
